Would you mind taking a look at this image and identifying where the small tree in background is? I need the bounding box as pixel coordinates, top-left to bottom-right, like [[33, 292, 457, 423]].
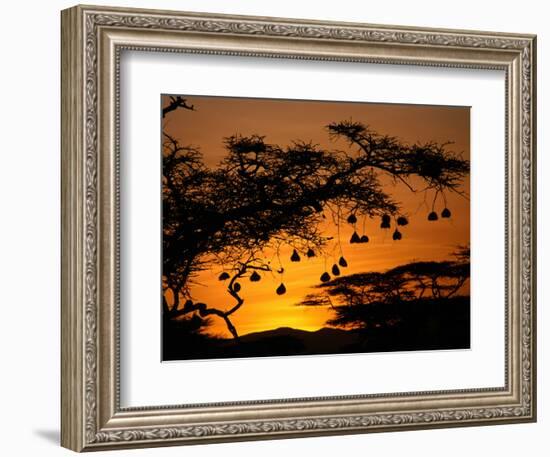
[[297, 247, 470, 350]]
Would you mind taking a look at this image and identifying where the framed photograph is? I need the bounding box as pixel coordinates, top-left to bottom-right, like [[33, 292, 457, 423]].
[[61, 4, 536, 452]]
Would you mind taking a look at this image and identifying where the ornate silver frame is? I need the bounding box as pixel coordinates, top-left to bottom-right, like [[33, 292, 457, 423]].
[[61, 4, 537, 452]]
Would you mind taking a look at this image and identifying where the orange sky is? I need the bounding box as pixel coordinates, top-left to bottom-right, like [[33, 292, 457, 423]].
[[162, 95, 470, 338]]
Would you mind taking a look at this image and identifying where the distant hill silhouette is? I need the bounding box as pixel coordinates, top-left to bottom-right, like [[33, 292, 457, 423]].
[[232, 326, 361, 354], [163, 325, 363, 361]]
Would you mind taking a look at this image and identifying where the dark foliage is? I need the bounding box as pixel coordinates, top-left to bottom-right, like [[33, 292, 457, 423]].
[[296, 248, 471, 351], [162, 313, 216, 360]]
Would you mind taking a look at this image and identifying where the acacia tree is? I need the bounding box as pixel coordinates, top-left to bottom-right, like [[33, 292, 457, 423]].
[[162, 101, 469, 341], [297, 247, 470, 332]]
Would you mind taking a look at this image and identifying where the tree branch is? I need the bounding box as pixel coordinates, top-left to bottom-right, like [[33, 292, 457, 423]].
[[162, 96, 195, 118]]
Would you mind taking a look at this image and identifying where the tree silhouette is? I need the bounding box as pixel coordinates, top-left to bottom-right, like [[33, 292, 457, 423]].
[[296, 247, 470, 349], [162, 101, 469, 342], [162, 95, 195, 118]]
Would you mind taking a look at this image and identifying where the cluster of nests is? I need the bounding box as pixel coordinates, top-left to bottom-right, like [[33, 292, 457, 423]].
[[349, 207, 452, 243], [217, 247, 334, 296], [348, 213, 408, 243], [217, 207, 452, 296], [429, 207, 452, 220]]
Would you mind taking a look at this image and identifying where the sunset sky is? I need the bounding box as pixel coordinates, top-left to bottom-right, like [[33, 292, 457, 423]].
[[162, 95, 470, 338]]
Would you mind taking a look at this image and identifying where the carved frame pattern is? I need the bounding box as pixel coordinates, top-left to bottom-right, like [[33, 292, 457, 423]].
[[61, 5, 536, 452]]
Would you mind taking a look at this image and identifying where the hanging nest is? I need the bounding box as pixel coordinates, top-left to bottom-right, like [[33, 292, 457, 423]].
[[338, 256, 348, 267], [249, 271, 261, 282], [350, 231, 361, 243], [306, 248, 316, 258], [428, 211, 438, 221], [320, 272, 331, 283], [347, 214, 357, 224], [360, 235, 369, 243], [197, 303, 208, 317], [312, 202, 323, 213], [441, 208, 451, 218], [218, 272, 230, 281], [380, 214, 391, 229], [276, 283, 287, 295], [232, 282, 241, 292], [392, 229, 402, 241], [331, 264, 341, 276], [396, 216, 409, 226], [290, 249, 301, 262]]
